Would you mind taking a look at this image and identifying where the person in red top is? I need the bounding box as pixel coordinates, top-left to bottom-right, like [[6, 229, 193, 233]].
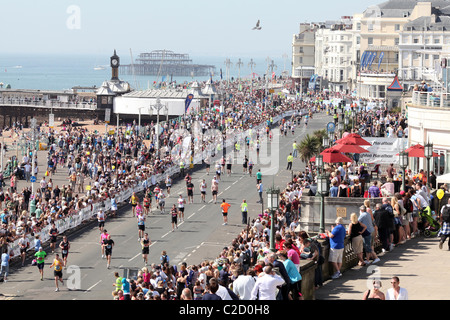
[[220, 199, 231, 226]]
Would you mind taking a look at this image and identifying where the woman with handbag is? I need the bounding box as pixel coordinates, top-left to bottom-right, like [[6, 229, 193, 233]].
[[348, 212, 368, 266]]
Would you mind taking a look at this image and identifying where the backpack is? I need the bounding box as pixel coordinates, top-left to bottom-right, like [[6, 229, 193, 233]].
[[242, 250, 250, 265], [442, 205, 450, 223]]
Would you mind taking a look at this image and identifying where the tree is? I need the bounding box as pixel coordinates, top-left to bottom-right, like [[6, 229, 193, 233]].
[[297, 134, 321, 164]]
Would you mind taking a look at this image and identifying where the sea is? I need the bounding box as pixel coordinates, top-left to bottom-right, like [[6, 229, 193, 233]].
[[0, 53, 288, 92]]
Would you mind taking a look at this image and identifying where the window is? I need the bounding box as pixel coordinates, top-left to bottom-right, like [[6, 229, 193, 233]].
[[425, 54, 429, 59], [395, 38, 399, 45], [299, 57, 303, 63], [434, 55, 439, 60], [299, 47, 304, 53], [413, 38, 419, 44], [357, 36, 360, 45], [357, 23, 361, 30], [368, 24, 374, 31], [368, 37, 373, 45], [395, 24, 400, 31], [434, 38, 440, 44]]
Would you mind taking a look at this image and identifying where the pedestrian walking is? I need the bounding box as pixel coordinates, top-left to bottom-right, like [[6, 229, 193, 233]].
[[1, 249, 10, 282], [287, 153, 293, 170], [386, 276, 409, 300], [241, 199, 248, 225], [438, 198, 450, 250]]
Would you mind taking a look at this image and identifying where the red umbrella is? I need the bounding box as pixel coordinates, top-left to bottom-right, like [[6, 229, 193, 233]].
[[320, 148, 353, 163], [331, 142, 370, 154], [335, 133, 371, 146], [397, 144, 440, 158]]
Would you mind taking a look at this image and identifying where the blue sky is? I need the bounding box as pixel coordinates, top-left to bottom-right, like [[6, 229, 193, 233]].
[[0, 0, 377, 58]]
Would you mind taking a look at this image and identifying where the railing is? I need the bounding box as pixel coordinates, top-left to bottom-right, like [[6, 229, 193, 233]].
[[411, 90, 450, 108], [0, 98, 97, 110]]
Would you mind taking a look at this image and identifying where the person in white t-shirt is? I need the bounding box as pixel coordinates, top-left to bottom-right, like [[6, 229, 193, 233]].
[[385, 276, 408, 300]]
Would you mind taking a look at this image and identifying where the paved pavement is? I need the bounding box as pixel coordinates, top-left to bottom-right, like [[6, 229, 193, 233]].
[[314, 235, 450, 300], [0, 111, 330, 300]]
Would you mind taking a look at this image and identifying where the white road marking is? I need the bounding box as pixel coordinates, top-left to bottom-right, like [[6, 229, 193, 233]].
[[85, 280, 102, 293]]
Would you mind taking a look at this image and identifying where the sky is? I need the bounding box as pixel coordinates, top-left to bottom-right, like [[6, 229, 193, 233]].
[[0, 0, 378, 59]]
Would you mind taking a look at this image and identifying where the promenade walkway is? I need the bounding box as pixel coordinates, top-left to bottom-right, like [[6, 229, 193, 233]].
[[315, 235, 450, 300]]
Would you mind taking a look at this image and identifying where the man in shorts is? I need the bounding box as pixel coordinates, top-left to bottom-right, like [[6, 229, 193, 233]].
[[18, 233, 30, 267], [102, 235, 114, 269], [137, 210, 146, 241], [49, 253, 64, 292], [220, 199, 231, 226], [59, 236, 70, 268], [326, 217, 346, 279], [200, 179, 207, 203], [48, 223, 58, 254], [171, 204, 178, 232], [34, 246, 47, 281], [97, 209, 106, 232], [186, 180, 194, 204]]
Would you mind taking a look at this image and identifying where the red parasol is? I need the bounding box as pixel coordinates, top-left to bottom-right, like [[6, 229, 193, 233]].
[[397, 144, 440, 158], [320, 148, 353, 163], [335, 133, 371, 146], [331, 142, 370, 154]]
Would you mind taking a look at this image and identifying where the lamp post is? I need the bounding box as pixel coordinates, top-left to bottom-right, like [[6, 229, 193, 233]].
[[150, 97, 167, 152], [424, 142, 433, 188], [351, 109, 356, 131], [315, 154, 324, 177], [316, 174, 329, 233], [267, 184, 280, 252], [322, 136, 330, 150], [338, 121, 344, 138], [344, 115, 349, 132], [399, 151, 409, 192]]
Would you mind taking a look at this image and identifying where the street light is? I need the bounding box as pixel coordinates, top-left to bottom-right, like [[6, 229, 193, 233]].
[[338, 121, 344, 138], [315, 154, 323, 176], [399, 151, 409, 192], [267, 184, 280, 252], [351, 109, 356, 131], [424, 142, 433, 188], [316, 174, 329, 233], [322, 136, 330, 150], [150, 97, 168, 153], [344, 116, 349, 131]]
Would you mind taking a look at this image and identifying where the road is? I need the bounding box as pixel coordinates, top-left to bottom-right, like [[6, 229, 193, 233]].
[[0, 111, 331, 300]]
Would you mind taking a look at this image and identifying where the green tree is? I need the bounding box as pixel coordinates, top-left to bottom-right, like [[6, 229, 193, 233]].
[[297, 134, 321, 164]]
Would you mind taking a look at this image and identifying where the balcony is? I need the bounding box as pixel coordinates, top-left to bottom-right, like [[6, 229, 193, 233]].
[[411, 90, 450, 108]]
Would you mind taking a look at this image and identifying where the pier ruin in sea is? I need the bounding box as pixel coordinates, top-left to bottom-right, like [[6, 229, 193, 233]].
[[120, 49, 216, 77]]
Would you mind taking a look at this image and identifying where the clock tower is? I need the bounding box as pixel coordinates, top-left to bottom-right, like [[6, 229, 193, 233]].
[[110, 49, 120, 81]]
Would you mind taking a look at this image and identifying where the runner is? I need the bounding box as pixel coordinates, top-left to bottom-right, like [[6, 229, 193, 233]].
[[158, 190, 166, 214], [34, 246, 47, 281], [137, 208, 146, 241], [102, 235, 114, 269], [226, 156, 232, 176], [171, 204, 178, 232], [248, 159, 254, 177], [130, 192, 139, 216], [18, 233, 30, 267], [100, 229, 109, 259], [58, 235, 70, 268], [97, 209, 106, 232], [143, 193, 151, 215], [220, 199, 231, 226], [48, 223, 58, 254], [200, 179, 207, 203], [141, 233, 151, 266], [186, 180, 194, 204], [135, 201, 144, 218], [110, 194, 118, 217], [154, 184, 161, 206], [178, 194, 186, 222], [49, 253, 64, 292], [211, 176, 219, 204], [165, 176, 172, 196], [215, 161, 221, 181]]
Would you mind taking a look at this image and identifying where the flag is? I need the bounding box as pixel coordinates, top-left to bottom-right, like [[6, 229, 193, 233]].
[[185, 93, 194, 114], [220, 68, 223, 80], [378, 52, 384, 70], [272, 72, 275, 79]]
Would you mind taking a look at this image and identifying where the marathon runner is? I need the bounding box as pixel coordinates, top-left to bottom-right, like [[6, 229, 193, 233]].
[[58, 236, 70, 268]]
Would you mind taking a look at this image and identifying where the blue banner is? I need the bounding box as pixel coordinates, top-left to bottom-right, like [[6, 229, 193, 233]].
[[361, 51, 368, 69], [368, 52, 377, 69], [185, 94, 194, 114]]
